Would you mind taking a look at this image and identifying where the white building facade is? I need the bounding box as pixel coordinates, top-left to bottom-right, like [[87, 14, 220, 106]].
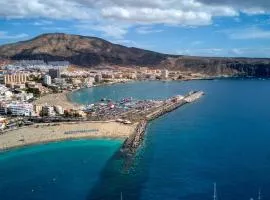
[[8, 103, 34, 116], [43, 75, 52, 85]]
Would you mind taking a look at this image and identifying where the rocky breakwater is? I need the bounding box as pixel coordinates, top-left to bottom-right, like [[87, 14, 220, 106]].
[[121, 91, 204, 155], [121, 120, 147, 155]]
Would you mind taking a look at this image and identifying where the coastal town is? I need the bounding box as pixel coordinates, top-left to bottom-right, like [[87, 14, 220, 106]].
[[0, 59, 204, 151]]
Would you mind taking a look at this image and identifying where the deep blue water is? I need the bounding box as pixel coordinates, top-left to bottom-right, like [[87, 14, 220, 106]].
[[1, 80, 270, 200]]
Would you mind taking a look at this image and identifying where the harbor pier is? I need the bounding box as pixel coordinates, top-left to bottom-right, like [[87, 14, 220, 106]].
[[121, 91, 204, 155]]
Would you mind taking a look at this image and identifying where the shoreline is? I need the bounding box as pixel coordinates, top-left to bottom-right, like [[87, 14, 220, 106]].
[[35, 77, 223, 110], [0, 121, 137, 151], [34, 80, 134, 109], [2, 81, 205, 152]]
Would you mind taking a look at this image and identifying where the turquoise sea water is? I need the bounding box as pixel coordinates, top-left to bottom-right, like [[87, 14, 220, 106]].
[[1, 80, 270, 200]]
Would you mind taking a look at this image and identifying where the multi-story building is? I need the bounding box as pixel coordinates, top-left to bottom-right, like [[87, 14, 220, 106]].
[[8, 103, 33, 116], [0, 103, 8, 115], [0, 117, 7, 130], [71, 78, 82, 85], [14, 84, 26, 89], [14, 92, 34, 101], [54, 78, 66, 85], [94, 74, 102, 83], [102, 72, 114, 79], [33, 104, 43, 116], [162, 69, 169, 79], [123, 72, 137, 79], [26, 82, 40, 89], [54, 105, 64, 115], [42, 105, 56, 117], [49, 68, 61, 79], [114, 73, 123, 79], [0, 73, 28, 85], [83, 77, 95, 87], [43, 75, 52, 85]]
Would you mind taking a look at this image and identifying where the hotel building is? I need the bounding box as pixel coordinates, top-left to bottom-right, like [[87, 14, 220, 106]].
[[0, 73, 28, 85]]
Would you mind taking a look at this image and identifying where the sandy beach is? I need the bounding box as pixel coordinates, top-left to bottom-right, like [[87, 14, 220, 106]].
[[0, 121, 137, 151], [34, 91, 78, 110]]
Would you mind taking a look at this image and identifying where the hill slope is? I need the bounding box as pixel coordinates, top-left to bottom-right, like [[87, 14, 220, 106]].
[[1, 33, 270, 77], [0, 33, 169, 67]]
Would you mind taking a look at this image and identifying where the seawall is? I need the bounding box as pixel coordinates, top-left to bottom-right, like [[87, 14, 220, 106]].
[[121, 91, 204, 155]]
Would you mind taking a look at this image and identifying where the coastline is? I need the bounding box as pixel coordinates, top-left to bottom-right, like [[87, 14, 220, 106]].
[[6, 80, 204, 152], [35, 78, 215, 110], [0, 121, 137, 151], [34, 80, 134, 109]]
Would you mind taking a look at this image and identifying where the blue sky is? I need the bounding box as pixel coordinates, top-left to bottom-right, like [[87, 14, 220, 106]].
[[0, 0, 270, 58]]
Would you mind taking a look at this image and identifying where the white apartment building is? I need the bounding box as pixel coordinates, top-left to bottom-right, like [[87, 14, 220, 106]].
[[54, 105, 64, 115], [43, 75, 52, 85], [15, 92, 34, 101], [8, 103, 33, 116], [42, 105, 56, 117], [162, 70, 169, 79]]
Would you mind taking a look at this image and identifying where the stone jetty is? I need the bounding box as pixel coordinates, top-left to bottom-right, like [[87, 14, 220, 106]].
[[121, 91, 204, 155]]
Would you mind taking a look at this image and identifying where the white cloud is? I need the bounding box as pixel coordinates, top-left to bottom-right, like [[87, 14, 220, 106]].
[[91, 25, 128, 39], [0, 0, 269, 39], [177, 47, 270, 57], [136, 26, 163, 34], [32, 20, 53, 26], [230, 48, 243, 55], [101, 7, 215, 25], [0, 0, 238, 26], [76, 22, 130, 39], [223, 27, 270, 39], [197, 0, 270, 14], [190, 40, 204, 46], [0, 0, 93, 20], [41, 27, 70, 32], [0, 31, 29, 40], [112, 39, 138, 46], [177, 48, 223, 56], [229, 48, 270, 57], [111, 39, 155, 49]]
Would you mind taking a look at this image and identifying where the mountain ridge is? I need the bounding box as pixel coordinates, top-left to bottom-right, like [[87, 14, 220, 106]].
[[1, 33, 270, 77]]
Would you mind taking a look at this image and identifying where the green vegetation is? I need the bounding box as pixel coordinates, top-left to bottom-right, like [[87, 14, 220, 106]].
[[26, 88, 41, 98], [28, 74, 42, 83]]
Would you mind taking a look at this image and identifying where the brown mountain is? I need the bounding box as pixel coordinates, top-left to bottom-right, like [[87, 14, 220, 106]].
[[1, 33, 270, 77]]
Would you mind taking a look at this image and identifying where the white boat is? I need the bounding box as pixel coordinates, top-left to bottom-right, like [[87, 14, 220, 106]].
[[213, 182, 217, 200]]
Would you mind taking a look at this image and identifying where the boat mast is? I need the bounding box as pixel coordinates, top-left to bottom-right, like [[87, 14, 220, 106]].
[[258, 189, 261, 200], [121, 192, 123, 200], [213, 183, 217, 200]]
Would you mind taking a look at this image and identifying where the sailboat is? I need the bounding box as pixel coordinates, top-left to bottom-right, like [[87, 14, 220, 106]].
[[250, 188, 262, 200], [258, 188, 262, 200], [213, 182, 217, 200]]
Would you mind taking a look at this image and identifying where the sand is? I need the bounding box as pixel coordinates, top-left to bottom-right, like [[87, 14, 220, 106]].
[[34, 91, 78, 110], [0, 121, 137, 151]]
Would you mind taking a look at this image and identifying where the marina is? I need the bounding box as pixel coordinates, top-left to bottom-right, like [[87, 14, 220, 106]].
[[121, 91, 204, 154], [83, 90, 204, 123]]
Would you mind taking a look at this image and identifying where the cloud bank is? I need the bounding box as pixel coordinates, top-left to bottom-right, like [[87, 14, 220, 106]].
[[1, 0, 268, 26]]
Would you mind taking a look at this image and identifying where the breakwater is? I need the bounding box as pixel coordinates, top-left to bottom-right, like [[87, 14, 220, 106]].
[[121, 120, 147, 155], [121, 91, 204, 155]]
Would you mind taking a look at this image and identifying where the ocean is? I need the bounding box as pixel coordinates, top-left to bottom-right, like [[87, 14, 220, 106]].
[[1, 79, 270, 200]]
